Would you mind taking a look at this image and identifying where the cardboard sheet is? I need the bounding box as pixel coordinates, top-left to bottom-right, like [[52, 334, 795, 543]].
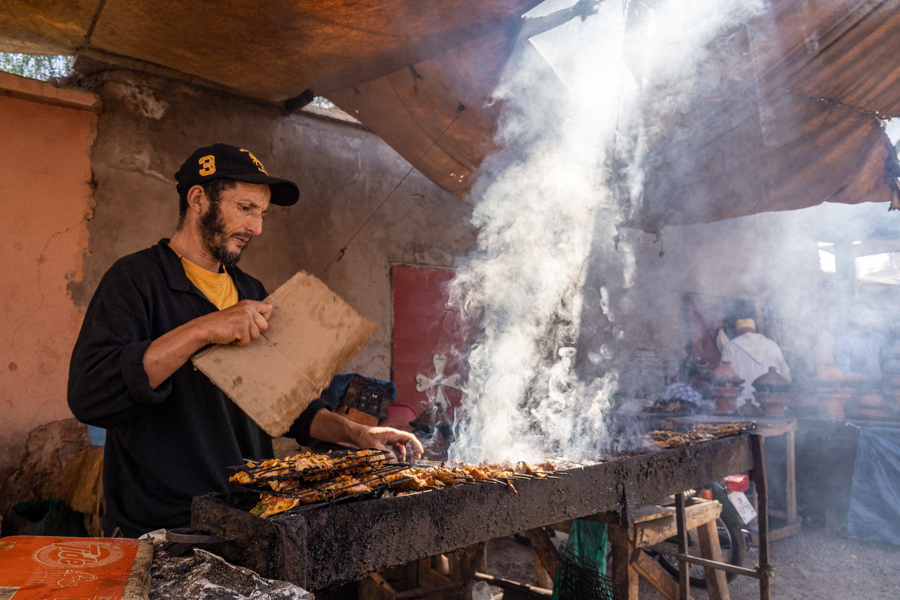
[[0, 537, 152, 600], [192, 272, 378, 437]]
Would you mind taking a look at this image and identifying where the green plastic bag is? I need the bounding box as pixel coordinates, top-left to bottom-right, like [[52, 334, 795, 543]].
[[552, 519, 608, 599]]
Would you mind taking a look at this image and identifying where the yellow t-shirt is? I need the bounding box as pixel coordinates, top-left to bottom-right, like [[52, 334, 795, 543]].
[[176, 252, 239, 311]]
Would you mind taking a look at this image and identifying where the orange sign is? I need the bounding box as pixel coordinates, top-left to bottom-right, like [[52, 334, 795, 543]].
[[0, 536, 149, 599]]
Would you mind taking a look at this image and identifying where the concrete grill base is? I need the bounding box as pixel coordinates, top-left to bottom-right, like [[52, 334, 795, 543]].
[[191, 434, 752, 591]]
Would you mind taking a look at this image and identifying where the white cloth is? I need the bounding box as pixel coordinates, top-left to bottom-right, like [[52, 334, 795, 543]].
[[721, 332, 792, 404]]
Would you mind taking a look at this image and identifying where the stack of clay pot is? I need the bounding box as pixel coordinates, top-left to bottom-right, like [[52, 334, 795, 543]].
[[811, 364, 853, 419], [752, 367, 794, 417], [851, 390, 895, 419], [709, 361, 745, 415]]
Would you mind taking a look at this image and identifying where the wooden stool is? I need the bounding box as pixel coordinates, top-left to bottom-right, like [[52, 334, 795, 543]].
[[606, 498, 731, 600]]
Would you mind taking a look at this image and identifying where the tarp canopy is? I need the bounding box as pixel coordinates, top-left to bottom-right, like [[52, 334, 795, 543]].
[[627, 0, 900, 230], [0, 0, 541, 102], [1, 0, 899, 228], [326, 0, 900, 228]]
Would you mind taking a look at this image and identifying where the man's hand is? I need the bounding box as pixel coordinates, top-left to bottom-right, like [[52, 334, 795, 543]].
[[142, 300, 272, 389], [198, 300, 273, 346], [309, 409, 424, 462], [573, 0, 600, 21], [355, 426, 424, 462]]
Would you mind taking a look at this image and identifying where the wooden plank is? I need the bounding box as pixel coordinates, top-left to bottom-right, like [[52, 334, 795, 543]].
[[474, 573, 553, 599], [531, 548, 554, 590], [358, 576, 393, 600], [697, 520, 731, 600], [419, 560, 454, 588], [750, 434, 771, 600], [448, 543, 485, 586], [633, 549, 679, 600], [634, 500, 722, 549], [785, 429, 798, 523], [665, 553, 763, 579], [524, 528, 560, 581], [122, 540, 153, 600], [767, 521, 803, 543], [675, 493, 691, 600], [632, 505, 676, 524], [368, 573, 397, 596], [609, 525, 639, 600]]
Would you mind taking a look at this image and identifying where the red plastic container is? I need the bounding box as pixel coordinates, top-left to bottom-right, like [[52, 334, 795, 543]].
[[724, 474, 750, 493]]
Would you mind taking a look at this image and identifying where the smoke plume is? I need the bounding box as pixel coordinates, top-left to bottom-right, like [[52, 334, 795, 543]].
[[447, 0, 765, 464]]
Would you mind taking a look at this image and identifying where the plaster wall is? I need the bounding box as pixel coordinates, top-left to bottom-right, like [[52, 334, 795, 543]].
[[73, 68, 478, 385], [0, 91, 96, 477]]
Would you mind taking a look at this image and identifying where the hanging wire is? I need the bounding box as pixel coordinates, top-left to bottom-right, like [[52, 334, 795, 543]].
[[317, 102, 467, 277]]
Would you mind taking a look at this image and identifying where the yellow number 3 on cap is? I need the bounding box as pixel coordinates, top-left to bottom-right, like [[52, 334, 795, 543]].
[[198, 155, 216, 176]]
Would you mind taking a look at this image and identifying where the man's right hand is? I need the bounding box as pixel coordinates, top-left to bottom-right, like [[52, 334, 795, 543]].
[[143, 300, 274, 389], [199, 300, 273, 346]]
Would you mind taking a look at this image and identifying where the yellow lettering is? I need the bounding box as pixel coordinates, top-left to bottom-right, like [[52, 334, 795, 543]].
[[198, 155, 216, 176], [240, 149, 268, 174]]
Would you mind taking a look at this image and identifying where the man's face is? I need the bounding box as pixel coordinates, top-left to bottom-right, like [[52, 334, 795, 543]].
[[855, 309, 877, 330], [199, 181, 271, 267]]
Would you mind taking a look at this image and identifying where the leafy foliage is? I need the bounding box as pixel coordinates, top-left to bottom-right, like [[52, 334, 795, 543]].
[[0, 53, 72, 81], [311, 96, 335, 110]]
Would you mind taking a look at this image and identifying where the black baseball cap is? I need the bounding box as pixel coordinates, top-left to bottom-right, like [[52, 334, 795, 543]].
[[175, 143, 300, 206]]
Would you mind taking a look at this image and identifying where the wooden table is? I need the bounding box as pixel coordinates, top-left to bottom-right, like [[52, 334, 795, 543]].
[[664, 415, 802, 542]]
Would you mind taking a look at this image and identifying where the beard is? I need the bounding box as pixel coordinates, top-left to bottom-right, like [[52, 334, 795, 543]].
[[199, 200, 250, 267]]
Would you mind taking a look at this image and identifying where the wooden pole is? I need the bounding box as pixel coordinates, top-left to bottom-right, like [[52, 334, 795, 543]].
[[674, 493, 690, 600], [524, 528, 560, 581], [785, 429, 798, 524], [750, 434, 771, 600]]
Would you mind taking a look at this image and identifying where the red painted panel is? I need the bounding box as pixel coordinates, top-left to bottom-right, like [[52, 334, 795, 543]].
[[392, 265, 475, 418]]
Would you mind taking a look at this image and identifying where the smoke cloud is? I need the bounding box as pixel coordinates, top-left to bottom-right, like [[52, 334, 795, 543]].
[[446, 0, 766, 464]]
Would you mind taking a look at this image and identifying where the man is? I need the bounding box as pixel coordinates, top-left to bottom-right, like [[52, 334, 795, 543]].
[[720, 318, 791, 407], [68, 144, 422, 537], [833, 302, 885, 384]]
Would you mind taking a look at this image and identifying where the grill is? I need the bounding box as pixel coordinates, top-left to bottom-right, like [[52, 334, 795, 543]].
[[191, 433, 753, 591]]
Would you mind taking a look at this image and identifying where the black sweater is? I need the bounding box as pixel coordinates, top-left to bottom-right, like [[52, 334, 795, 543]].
[[68, 240, 326, 537]]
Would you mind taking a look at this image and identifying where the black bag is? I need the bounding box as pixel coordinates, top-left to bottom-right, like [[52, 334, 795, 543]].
[[7, 499, 86, 537]]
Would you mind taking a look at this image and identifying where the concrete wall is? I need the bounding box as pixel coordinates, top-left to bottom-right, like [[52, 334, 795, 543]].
[[0, 74, 98, 480]]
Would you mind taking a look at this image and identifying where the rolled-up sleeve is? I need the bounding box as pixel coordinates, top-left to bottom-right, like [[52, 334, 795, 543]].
[[68, 269, 172, 429], [286, 399, 329, 446]]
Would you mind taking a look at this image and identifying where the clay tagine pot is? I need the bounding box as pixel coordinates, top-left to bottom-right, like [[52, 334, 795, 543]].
[[709, 361, 745, 415], [752, 367, 794, 417], [738, 401, 763, 417], [811, 364, 852, 419], [851, 391, 894, 419]]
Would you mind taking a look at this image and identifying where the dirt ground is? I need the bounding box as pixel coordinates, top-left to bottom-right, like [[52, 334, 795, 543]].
[[484, 526, 900, 599]]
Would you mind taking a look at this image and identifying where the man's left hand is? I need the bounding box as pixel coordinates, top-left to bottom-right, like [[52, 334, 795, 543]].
[[356, 426, 424, 462]]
